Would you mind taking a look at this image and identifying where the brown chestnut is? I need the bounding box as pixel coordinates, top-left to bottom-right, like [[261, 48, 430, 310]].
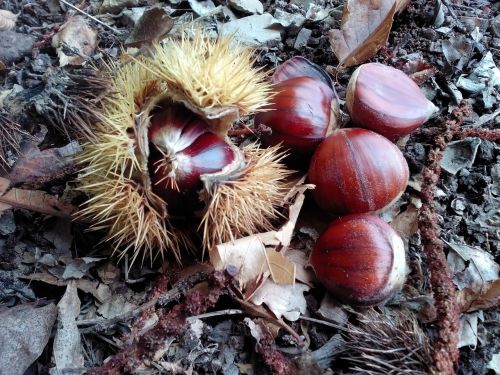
[[254, 76, 336, 163], [148, 104, 235, 210], [346, 63, 437, 140], [310, 214, 407, 306], [272, 56, 334, 89], [308, 128, 409, 215]]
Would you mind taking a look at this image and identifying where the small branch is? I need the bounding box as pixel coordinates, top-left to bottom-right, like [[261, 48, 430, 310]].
[[58, 0, 122, 34], [186, 309, 244, 322]]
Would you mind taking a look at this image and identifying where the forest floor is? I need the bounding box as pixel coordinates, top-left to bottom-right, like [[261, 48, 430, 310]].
[[0, 0, 499, 374]]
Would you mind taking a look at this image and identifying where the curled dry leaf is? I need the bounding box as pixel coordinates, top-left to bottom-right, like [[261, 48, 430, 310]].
[[0, 9, 18, 31], [52, 16, 98, 66], [328, 0, 396, 67], [8, 141, 81, 188]]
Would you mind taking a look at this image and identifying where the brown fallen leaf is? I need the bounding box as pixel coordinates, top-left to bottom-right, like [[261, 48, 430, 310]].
[[8, 141, 81, 188], [0, 177, 77, 218], [0, 9, 17, 31], [390, 203, 419, 240], [328, 0, 397, 67], [53, 282, 84, 373], [52, 16, 98, 66], [458, 279, 500, 313], [125, 7, 174, 52]]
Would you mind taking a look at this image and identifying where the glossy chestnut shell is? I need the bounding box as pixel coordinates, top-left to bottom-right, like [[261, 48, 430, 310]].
[[310, 214, 407, 306], [346, 63, 437, 140], [148, 105, 235, 211], [254, 76, 335, 164], [308, 128, 409, 215]]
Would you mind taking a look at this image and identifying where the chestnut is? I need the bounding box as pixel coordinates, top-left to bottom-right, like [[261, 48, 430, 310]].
[[308, 128, 409, 215], [272, 56, 334, 89], [148, 104, 235, 210], [254, 76, 336, 163], [310, 214, 407, 306], [346, 63, 437, 140]]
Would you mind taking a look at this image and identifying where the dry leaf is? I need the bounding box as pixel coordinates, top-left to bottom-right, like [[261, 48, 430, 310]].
[[125, 7, 174, 50], [0, 177, 77, 218], [0, 9, 17, 31], [285, 249, 315, 286], [458, 279, 500, 313], [328, 0, 397, 67], [250, 279, 309, 321], [53, 282, 84, 372], [446, 240, 499, 290], [0, 303, 57, 375], [20, 272, 111, 303], [390, 203, 419, 240], [209, 180, 312, 296], [52, 16, 98, 66], [8, 141, 81, 188]]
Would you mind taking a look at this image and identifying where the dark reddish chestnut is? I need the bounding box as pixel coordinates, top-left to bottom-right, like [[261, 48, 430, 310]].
[[308, 128, 409, 215], [254, 76, 336, 163], [272, 56, 334, 89], [310, 214, 407, 306], [148, 105, 235, 210], [346, 63, 437, 140]]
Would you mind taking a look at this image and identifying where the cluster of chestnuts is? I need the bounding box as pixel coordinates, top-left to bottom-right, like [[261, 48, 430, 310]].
[[255, 57, 437, 306]]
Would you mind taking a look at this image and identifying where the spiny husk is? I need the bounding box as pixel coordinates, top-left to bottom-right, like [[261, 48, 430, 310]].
[[78, 175, 187, 264], [151, 31, 271, 112], [0, 112, 24, 172], [77, 32, 278, 265], [146, 31, 272, 135], [343, 308, 432, 375], [200, 143, 293, 250], [76, 59, 186, 265]]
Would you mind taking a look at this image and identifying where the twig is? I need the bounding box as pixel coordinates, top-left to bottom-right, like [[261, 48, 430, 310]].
[[418, 102, 470, 374], [77, 271, 210, 333], [58, 0, 122, 34], [186, 308, 244, 322]]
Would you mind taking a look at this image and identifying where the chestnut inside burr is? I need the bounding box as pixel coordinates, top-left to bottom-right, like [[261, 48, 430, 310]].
[[147, 104, 235, 212]]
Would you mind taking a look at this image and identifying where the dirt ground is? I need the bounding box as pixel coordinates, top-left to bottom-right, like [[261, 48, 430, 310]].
[[0, 0, 499, 374]]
